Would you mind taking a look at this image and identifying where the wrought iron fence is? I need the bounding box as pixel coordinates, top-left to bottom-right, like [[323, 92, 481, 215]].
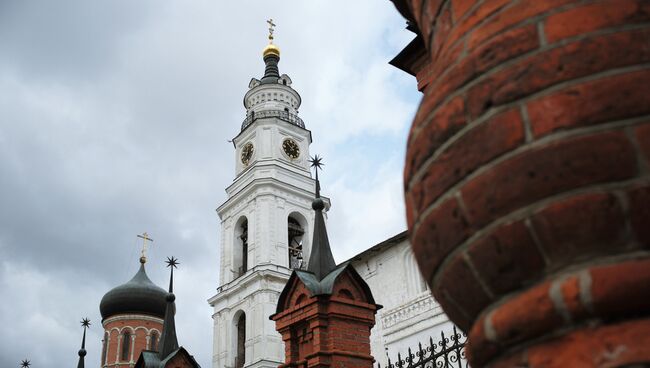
[[378, 326, 469, 368], [241, 109, 305, 130]]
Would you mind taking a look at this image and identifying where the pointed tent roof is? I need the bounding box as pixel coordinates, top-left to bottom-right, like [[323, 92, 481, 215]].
[[306, 155, 337, 281]]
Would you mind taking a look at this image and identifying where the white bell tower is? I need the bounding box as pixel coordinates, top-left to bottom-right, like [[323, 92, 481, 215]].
[[209, 25, 325, 368]]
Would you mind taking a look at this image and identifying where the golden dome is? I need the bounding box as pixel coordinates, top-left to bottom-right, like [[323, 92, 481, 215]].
[[263, 43, 280, 58]]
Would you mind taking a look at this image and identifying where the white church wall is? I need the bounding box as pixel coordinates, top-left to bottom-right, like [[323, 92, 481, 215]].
[[350, 233, 453, 367]]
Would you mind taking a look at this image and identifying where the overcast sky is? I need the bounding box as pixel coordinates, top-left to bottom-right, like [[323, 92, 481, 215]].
[[0, 1, 420, 366]]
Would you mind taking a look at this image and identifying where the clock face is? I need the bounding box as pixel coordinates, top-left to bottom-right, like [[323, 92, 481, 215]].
[[241, 142, 254, 165], [282, 139, 300, 159]]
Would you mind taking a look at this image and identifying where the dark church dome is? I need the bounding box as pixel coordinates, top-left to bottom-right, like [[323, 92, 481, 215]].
[[100, 259, 167, 320]]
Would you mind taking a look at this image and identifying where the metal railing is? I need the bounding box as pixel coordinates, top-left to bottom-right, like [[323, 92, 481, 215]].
[[378, 326, 469, 368], [237, 266, 246, 278], [241, 110, 305, 130]]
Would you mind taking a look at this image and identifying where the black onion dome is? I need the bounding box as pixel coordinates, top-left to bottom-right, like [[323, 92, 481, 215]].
[[100, 262, 167, 320]]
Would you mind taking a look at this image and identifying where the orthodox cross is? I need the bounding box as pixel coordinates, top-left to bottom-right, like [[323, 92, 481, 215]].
[[267, 18, 276, 41], [137, 232, 153, 262], [20, 359, 31, 368]]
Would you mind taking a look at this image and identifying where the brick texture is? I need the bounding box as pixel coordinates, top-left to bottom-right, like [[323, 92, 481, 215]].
[[102, 316, 163, 367], [399, 0, 650, 366], [466, 220, 545, 296], [271, 268, 379, 368], [530, 192, 629, 269]]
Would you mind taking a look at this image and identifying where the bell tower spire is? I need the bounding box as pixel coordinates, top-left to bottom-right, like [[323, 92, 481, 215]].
[[209, 21, 329, 368]]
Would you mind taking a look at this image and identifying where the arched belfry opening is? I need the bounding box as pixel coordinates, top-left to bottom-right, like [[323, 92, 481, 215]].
[[288, 215, 305, 269], [234, 217, 249, 278], [235, 312, 246, 368]]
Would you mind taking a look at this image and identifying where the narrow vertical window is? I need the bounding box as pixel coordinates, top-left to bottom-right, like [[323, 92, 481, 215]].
[[150, 331, 159, 351], [101, 332, 108, 365], [236, 313, 246, 368], [288, 217, 304, 269], [121, 331, 131, 361], [240, 219, 248, 275]]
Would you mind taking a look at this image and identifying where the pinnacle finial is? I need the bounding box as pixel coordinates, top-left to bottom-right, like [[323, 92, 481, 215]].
[[80, 317, 91, 329], [159, 257, 180, 359], [20, 359, 30, 368], [309, 155, 324, 201], [165, 256, 179, 293], [165, 256, 179, 269], [77, 318, 90, 368]]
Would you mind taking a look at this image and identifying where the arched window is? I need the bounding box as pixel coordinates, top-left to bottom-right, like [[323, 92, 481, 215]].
[[121, 330, 131, 361], [405, 249, 427, 295], [235, 313, 246, 368], [101, 332, 108, 365], [288, 216, 304, 269], [234, 217, 249, 278], [338, 289, 354, 300], [150, 331, 159, 351]]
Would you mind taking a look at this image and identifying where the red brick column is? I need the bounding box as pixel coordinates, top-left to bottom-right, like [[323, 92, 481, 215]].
[[401, 0, 650, 366]]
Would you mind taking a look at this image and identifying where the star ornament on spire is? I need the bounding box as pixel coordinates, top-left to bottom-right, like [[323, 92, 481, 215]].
[[80, 318, 91, 328], [165, 256, 179, 269], [309, 155, 325, 199], [309, 154, 324, 171], [20, 359, 30, 368]]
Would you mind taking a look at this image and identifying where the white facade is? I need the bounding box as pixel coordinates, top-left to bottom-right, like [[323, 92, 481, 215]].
[[349, 233, 453, 366]]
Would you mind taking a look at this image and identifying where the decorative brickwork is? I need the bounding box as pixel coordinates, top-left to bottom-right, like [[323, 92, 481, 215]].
[[271, 266, 380, 368], [393, 0, 650, 366]]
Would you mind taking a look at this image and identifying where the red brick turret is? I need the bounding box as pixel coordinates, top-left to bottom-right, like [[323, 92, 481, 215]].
[[393, 0, 650, 366], [271, 266, 380, 368]]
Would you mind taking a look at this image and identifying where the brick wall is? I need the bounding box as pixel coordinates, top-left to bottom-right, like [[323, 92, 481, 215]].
[[101, 316, 163, 367], [400, 0, 650, 366]]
